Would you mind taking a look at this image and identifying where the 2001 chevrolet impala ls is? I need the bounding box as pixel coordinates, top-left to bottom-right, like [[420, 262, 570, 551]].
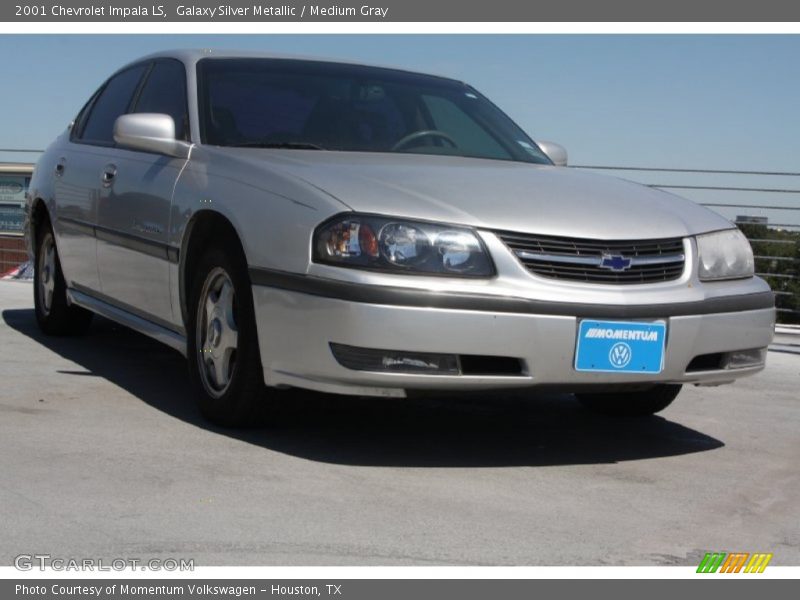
[[26, 50, 775, 425]]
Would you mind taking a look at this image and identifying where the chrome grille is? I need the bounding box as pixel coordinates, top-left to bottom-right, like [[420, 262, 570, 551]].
[[497, 231, 686, 284]]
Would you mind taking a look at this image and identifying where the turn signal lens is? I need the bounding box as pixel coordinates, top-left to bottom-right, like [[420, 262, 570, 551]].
[[358, 223, 379, 258]]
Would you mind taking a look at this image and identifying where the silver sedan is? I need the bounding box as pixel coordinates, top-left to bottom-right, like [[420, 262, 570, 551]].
[[26, 50, 775, 425]]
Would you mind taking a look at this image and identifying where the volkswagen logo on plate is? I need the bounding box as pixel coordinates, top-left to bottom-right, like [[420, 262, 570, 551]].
[[609, 342, 632, 369]]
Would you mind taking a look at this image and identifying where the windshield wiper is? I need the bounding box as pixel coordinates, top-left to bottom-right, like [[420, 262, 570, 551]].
[[229, 141, 326, 150]]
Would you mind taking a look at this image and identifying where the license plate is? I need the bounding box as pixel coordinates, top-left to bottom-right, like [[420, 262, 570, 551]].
[[575, 320, 666, 374]]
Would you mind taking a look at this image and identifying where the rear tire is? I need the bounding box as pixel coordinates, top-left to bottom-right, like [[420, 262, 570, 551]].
[[33, 218, 93, 336], [187, 244, 268, 427], [576, 384, 682, 417]]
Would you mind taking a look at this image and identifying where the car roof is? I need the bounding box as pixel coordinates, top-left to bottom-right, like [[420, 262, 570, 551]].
[[122, 49, 465, 85]]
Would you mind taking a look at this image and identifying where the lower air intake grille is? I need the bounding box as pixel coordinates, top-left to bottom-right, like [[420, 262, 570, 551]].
[[497, 231, 686, 284]]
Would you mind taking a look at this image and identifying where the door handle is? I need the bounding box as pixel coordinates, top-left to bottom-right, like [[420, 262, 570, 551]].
[[101, 164, 117, 187], [54, 159, 66, 177]]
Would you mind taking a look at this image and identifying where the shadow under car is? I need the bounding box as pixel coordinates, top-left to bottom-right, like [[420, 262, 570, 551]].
[[3, 307, 725, 468]]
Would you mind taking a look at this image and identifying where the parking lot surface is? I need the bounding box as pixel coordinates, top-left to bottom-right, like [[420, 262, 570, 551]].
[[1, 280, 798, 566]]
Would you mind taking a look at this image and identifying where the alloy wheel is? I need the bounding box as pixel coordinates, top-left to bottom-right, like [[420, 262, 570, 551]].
[[196, 267, 239, 398], [38, 233, 56, 315]]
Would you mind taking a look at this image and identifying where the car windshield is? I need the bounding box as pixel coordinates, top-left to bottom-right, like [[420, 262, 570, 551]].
[[196, 58, 552, 165]]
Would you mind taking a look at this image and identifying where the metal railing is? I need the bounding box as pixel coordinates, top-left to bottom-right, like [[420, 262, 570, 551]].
[[0, 246, 28, 274], [574, 164, 800, 322]]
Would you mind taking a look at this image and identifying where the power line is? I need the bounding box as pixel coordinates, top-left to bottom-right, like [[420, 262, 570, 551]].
[[698, 203, 800, 211], [575, 165, 800, 177], [649, 184, 800, 194]]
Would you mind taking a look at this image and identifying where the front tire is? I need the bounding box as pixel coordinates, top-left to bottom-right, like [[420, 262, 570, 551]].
[[576, 384, 682, 417], [33, 219, 93, 336], [187, 245, 267, 426]]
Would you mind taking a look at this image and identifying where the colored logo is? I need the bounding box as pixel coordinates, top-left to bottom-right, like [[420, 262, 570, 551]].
[[599, 254, 633, 271], [697, 552, 773, 573], [608, 342, 632, 368], [575, 320, 665, 374]]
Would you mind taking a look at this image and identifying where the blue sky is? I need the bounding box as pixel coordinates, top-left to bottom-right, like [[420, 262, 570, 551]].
[[1, 35, 798, 224]]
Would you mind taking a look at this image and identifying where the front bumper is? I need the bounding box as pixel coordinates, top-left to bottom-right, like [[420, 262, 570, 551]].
[[251, 276, 775, 397]]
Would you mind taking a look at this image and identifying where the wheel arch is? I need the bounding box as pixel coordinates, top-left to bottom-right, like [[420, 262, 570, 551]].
[[179, 209, 250, 329], [29, 197, 52, 236], [27, 197, 54, 260]]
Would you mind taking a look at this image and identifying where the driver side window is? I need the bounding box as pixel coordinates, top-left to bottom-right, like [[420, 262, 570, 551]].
[[77, 65, 148, 146], [132, 60, 190, 141]]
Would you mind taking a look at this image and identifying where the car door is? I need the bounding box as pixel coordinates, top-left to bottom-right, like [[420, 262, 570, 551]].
[[54, 64, 148, 293], [95, 59, 190, 327]]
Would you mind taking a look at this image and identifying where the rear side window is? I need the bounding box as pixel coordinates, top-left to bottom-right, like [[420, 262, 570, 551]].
[[133, 60, 190, 141], [79, 65, 147, 145]]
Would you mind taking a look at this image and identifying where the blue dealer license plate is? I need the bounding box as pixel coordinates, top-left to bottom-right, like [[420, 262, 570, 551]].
[[575, 320, 666, 374]]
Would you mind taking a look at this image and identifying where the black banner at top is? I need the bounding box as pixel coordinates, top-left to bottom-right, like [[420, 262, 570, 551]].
[[3, 0, 800, 22]]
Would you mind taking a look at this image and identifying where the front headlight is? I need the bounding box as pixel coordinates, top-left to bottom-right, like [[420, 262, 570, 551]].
[[696, 229, 754, 281], [313, 214, 495, 277]]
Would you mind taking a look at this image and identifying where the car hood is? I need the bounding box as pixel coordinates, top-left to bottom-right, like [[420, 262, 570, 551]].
[[222, 149, 733, 239]]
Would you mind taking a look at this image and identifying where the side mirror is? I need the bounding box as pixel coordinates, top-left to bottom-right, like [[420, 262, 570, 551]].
[[113, 113, 191, 159], [538, 141, 568, 167]]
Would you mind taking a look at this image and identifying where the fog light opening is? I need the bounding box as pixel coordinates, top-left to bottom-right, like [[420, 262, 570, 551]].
[[330, 343, 459, 374], [723, 348, 767, 370], [330, 344, 525, 376], [380, 353, 460, 374]]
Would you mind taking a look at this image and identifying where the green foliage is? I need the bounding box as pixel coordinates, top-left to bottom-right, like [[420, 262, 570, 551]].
[[737, 223, 800, 324]]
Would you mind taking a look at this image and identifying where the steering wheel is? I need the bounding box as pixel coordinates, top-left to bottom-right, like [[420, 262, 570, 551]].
[[392, 130, 458, 151]]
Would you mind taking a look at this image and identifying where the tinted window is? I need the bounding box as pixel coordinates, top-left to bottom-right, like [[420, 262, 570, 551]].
[[197, 58, 551, 164], [203, 72, 406, 149], [79, 65, 147, 145], [71, 89, 101, 140], [422, 95, 508, 160], [133, 60, 189, 140]]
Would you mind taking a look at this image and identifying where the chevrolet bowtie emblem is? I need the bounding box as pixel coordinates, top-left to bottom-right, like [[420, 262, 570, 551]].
[[599, 254, 633, 271]]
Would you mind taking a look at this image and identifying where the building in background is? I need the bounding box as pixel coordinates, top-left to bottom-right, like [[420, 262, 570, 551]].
[[736, 215, 769, 226], [0, 163, 32, 275]]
